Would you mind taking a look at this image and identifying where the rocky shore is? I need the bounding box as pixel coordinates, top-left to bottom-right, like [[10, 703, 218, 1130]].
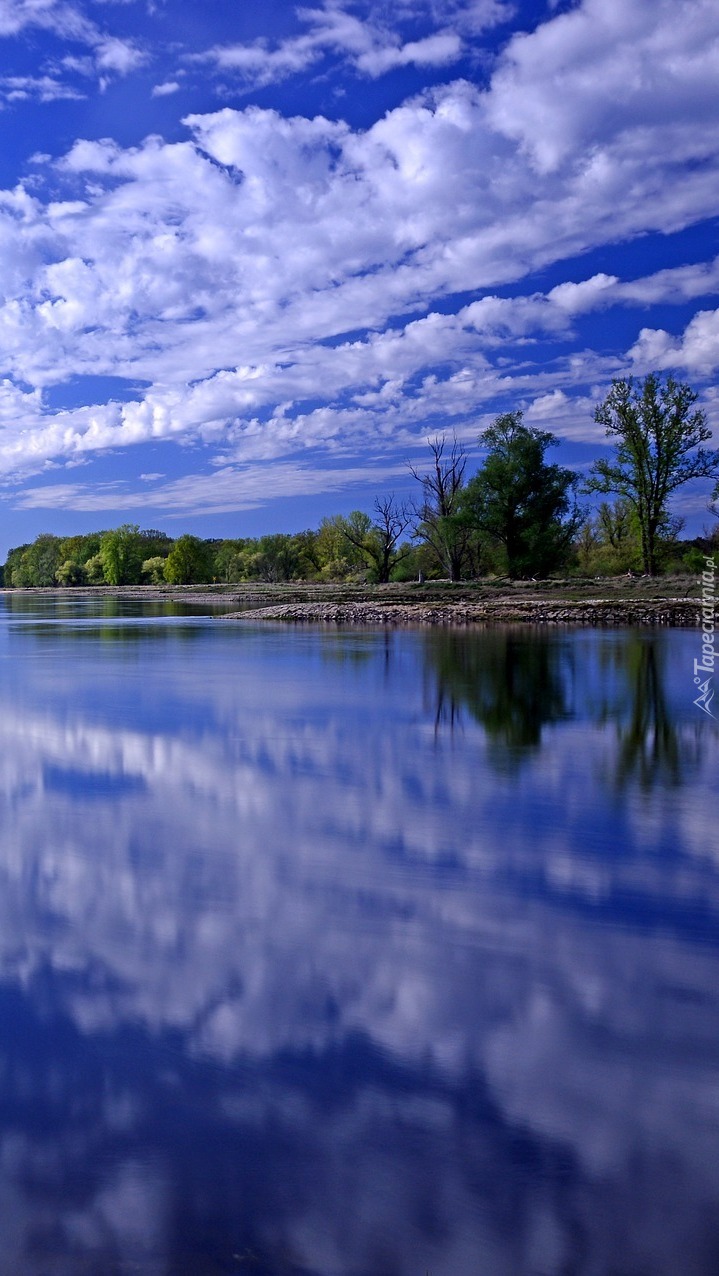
[[2, 580, 703, 627], [221, 597, 700, 627]]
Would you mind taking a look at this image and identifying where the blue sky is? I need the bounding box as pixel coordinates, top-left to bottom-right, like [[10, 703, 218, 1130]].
[[0, 0, 717, 555]]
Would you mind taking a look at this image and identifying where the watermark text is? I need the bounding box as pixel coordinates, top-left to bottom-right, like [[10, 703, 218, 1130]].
[[693, 556, 717, 718]]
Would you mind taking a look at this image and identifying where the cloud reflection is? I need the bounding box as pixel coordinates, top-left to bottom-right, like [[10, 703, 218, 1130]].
[[0, 616, 716, 1273]]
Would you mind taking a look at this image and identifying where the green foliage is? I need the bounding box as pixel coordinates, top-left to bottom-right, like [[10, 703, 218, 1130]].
[[315, 516, 366, 580], [4, 543, 31, 588], [585, 374, 719, 575], [163, 535, 212, 585], [142, 556, 168, 585], [573, 499, 642, 575], [211, 539, 245, 582], [100, 524, 144, 585], [462, 412, 581, 578], [84, 553, 106, 585], [55, 559, 86, 586], [292, 529, 322, 579], [242, 534, 301, 582], [7, 534, 63, 587], [4, 411, 712, 591], [139, 528, 174, 557]]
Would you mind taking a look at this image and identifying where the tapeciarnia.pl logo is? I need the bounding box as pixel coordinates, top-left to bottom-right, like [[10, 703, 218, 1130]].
[[694, 556, 717, 718]]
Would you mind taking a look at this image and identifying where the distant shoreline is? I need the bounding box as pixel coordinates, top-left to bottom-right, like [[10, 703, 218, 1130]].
[[0, 580, 702, 627]]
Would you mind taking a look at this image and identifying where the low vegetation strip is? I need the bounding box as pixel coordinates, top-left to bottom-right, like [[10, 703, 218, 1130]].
[[222, 598, 700, 627]]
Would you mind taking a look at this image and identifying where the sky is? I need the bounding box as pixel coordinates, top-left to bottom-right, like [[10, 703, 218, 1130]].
[[0, 0, 717, 555]]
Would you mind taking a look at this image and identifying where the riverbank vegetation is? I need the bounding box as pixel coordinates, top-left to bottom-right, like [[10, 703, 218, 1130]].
[[3, 376, 718, 589]]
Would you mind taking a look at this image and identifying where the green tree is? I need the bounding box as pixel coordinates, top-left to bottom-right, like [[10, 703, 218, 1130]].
[[142, 556, 168, 585], [163, 535, 211, 585], [585, 375, 719, 575], [213, 539, 246, 583], [573, 499, 641, 576], [292, 529, 322, 580], [461, 412, 581, 578], [246, 534, 300, 582], [84, 553, 106, 585], [11, 534, 63, 587], [4, 543, 32, 587], [100, 524, 143, 585], [55, 559, 86, 586], [138, 528, 174, 558], [315, 516, 365, 580]]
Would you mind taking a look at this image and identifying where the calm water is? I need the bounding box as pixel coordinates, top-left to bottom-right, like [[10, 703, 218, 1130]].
[[0, 594, 717, 1276]]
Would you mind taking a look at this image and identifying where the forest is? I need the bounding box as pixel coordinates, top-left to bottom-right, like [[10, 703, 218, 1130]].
[[4, 378, 719, 587]]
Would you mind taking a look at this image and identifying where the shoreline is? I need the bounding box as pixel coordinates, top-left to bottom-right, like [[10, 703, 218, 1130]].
[[1, 581, 703, 627]]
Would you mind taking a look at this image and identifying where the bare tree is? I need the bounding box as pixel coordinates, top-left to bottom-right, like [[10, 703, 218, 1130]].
[[340, 496, 412, 583], [408, 434, 469, 581]]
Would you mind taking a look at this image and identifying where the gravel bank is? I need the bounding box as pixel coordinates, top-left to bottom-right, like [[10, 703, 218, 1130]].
[[221, 598, 700, 627]]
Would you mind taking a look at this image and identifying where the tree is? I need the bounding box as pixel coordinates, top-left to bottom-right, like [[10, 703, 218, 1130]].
[[56, 559, 86, 586], [585, 375, 719, 575], [13, 534, 62, 587], [408, 435, 470, 581], [315, 516, 366, 580], [249, 534, 300, 582], [339, 497, 412, 583], [163, 535, 211, 585], [292, 529, 322, 580], [142, 556, 168, 585], [461, 412, 582, 578], [573, 498, 641, 576], [100, 524, 143, 585], [213, 539, 247, 583], [4, 544, 31, 587], [84, 553, 106, 585]]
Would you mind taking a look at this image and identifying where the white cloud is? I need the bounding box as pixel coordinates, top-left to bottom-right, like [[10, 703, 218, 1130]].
[[0, 71, 85, 101], [487, 0, 719, 174], [190, 0, 502, 88], [0, 0, 69, 38], [16, 459, 411, 513], [0, 0, 716, 500], [629, 309, 719, 376], [0, 0, 146, 88], [151, 78, 180, 97], [355, 31, 464, 76], [93, 33, 145, 74]]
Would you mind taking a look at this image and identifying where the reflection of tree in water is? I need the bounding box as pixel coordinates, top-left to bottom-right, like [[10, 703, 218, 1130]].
[[425, 629, 572, 766], [613, 635, 691, 791]]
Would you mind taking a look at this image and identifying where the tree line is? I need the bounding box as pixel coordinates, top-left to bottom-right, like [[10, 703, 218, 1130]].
[[4, 374, 719, 587]]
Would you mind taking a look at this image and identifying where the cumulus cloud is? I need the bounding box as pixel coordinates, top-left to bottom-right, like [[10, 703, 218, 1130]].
[[487, 0, 719, 174], [629, 308, 719, 375], [0, 0, 717, 500]]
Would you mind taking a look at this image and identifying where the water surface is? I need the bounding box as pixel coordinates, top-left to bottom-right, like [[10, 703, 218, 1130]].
[[0, 597, 717, 1275]]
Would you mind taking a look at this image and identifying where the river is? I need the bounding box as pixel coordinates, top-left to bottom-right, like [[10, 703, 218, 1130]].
[[0, 594, 716, 1275]]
